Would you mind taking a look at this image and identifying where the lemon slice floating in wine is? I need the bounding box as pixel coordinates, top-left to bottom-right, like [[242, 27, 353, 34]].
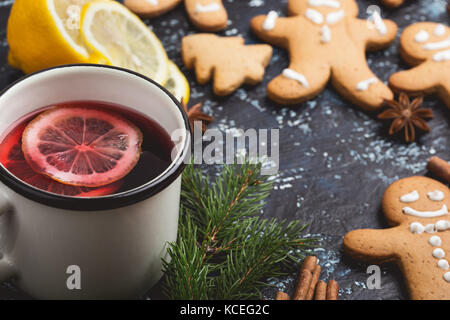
[[22, 107, 143, 188]]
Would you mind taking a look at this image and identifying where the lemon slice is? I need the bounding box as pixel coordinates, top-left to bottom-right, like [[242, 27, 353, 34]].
[[49, 0, 95, 59], [81, 1, 169, 85], [7, 0, 105, 74], [165, 61, 190, 105]]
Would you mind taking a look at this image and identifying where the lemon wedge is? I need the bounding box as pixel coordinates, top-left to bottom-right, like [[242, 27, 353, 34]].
[[81, 0, 169, 85], [165, 61, 190, 105], [7, 0, 105, 74]]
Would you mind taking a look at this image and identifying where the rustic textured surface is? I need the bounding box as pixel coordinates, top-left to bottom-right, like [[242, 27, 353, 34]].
[[0, 0, 449, 300]]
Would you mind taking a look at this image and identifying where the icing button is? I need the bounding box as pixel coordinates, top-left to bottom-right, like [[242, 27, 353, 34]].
[[444, 272, 450, 283], [433, 248, 446, 259], [429, 235, 442, 247], [438, 259, 449, 270]]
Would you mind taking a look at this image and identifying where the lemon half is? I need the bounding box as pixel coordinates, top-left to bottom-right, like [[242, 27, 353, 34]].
[[7, 0, 105, 73], [81, 0, 169, 85]]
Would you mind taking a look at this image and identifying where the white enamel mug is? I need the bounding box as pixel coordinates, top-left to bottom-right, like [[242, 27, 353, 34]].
[[0, 65, 191, 299]]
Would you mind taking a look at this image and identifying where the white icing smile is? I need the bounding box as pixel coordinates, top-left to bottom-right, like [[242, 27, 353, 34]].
[[308, 0, 341, 8], [403, 204, 448, 218], [400, 190, 419, 203], [423, 37, 450, 50], [422, 29, 450, 61]]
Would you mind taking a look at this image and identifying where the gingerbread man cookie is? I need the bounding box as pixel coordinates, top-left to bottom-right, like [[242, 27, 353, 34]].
[[181, 34, 272, 95], [389, 22, 450, 109], [250, 0, 398, 110], [124, 0, 228, 31], [344, 176, 450, 300]]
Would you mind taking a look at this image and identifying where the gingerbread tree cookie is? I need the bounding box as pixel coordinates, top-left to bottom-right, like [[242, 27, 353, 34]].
[[250, 0, 398, 110], [181, 34, 273, 96], [344, 176, 450, 300], [389, 22, 450, 109], [124, 0, 228, 31]]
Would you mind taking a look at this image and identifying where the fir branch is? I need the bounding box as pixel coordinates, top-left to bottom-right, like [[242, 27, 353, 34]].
[[162, 216, 212, 300], [162, 161, 318, 300]]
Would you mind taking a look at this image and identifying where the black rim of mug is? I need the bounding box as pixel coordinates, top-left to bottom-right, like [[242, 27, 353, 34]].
[[0, 64, 192, 211]]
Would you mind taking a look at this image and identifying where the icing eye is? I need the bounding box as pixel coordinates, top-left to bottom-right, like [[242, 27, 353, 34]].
[[415, 30, 429, 43], [400, 190, 419, 203], [428, 190, 445, 202], [434, 24, 446, 37]]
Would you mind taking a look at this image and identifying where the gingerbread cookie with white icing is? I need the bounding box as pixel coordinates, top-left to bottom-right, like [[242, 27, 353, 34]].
[[250, 0, 397, 110], [181, 34, 272, 95], [381, 0, 405, 8], [124, 0, 228, 31], [185, 0, 228, 31], [389, 22, 450, 109], [344, 176, 450, 300], [124, 0, 183, 18]]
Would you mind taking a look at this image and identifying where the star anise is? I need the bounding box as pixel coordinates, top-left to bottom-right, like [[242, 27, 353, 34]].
[[181, 100, 213, 133], [378, 92, 433, 143]]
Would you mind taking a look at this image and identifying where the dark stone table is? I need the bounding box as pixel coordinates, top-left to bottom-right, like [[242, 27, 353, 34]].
[[0, 0, 449, 300]]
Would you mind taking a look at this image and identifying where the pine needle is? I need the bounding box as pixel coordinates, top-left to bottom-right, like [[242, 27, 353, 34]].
[[162, 161, 318, 300]]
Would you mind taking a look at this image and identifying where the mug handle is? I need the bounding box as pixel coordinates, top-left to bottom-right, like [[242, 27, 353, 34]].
[[0, 190, 15, 283]]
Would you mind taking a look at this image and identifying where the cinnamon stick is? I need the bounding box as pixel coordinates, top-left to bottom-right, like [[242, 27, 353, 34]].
[[301, 256, 318, 272], [275, 291, 291, 300], [293, 269, 312, 300], [293, 256, 317, 300], [427, 157, 450, 183], [305, 264, 322, 300], [314, 280, 327, 300], [326, 280, 339, 300]]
